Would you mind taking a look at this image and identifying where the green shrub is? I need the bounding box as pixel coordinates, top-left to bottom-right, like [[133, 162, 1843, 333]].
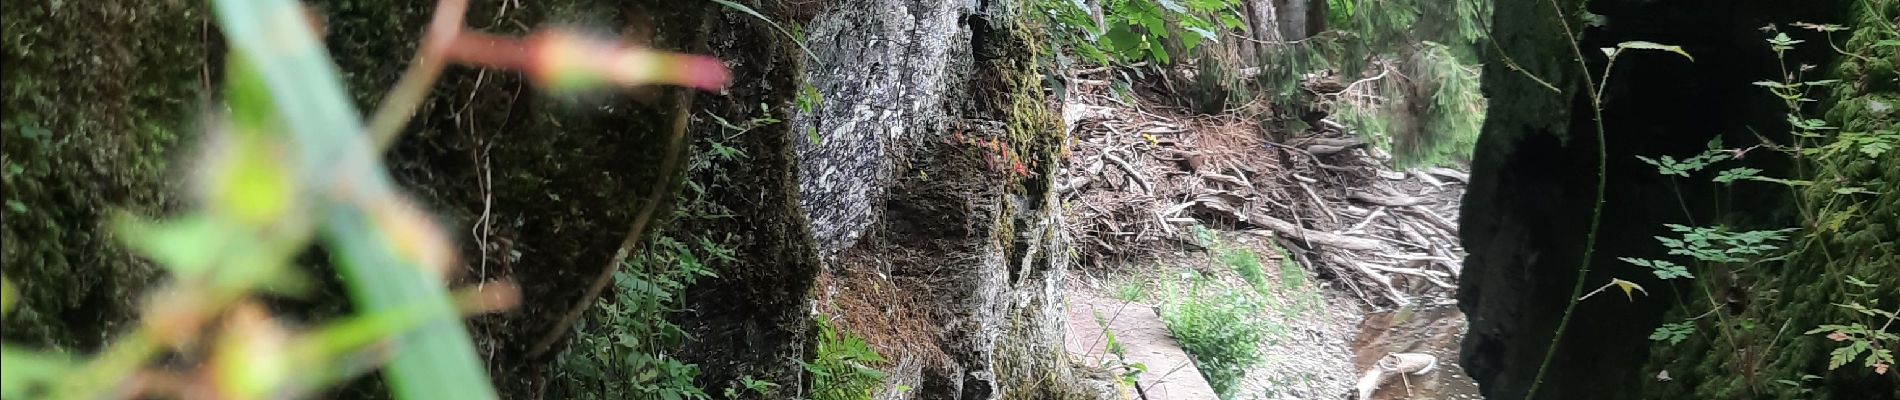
[[806, 317, 888, 400], [551, 109, 763, 400], [551, 234, 724, 400], [1160, 275, 1268, 398], [1037, 0, 1245, 66]]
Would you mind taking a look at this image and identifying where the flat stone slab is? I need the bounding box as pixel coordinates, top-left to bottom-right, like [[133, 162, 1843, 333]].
[[1064, 292, 1221, 400]]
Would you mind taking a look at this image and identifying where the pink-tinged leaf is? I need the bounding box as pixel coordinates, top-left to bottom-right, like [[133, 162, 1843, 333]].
[[524, 29, 731, 92], [615, 49, 733, 91]]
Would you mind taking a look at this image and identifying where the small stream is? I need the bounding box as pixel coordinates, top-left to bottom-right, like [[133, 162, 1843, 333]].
[[1349, 305, 1482, 400]]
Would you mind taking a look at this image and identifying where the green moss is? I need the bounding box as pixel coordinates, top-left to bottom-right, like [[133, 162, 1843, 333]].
[[988, 3, 1100, 398], [1, 1, 208, 349]]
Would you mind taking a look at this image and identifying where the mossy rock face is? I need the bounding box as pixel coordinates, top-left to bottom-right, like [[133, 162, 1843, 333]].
[[1641, 1, 1900, 398], [1461, 0, 1851, 399], [2, 0, 812, 396], [1, 1, 208, 349]]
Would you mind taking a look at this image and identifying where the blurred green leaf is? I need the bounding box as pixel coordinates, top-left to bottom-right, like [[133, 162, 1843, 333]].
[[324, 207, 494, 399], [212, 137, 297, 225], [114, 215, 228, 277], [1, 277, 15, 317], [211, 0, 497, 398], [2, 345, 73, 398], [225, 55, 282, 137], [1616, 41, 1695, 61]]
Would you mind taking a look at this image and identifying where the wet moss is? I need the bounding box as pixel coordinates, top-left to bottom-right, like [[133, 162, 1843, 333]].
[[0, 0, 209, 349], [988, 1, 1097, 398], [2, 1, 756, 396]]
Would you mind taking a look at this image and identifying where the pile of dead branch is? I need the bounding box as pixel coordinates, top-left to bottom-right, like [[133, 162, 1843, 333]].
[[1058, 72, 1471, 306]]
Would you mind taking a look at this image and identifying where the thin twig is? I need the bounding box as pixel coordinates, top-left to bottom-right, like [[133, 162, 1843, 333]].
[[368, 0, 469, 152], [1104, 150, 1153, 194], [1528, 0, 1616, 394], [1348, 206, 1388, 233], [527, 91, 696, 358], [1338, 68, 1392, 96]]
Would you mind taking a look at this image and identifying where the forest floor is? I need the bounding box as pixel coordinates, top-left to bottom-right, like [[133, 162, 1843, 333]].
[[1056, 78, 1480, 399]]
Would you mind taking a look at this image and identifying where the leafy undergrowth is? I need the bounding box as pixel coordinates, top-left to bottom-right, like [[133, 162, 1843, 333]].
[[1107, 228, 1350, 399], [807, 316, 891, 400], [1161, 274, 1271, 397], [1618, 4, 1900, 398]]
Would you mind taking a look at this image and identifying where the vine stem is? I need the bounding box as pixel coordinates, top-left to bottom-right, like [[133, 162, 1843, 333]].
[[1524, 0, 1610, 398], [366, 0, 469, 152], [526, 90, 695, 358]]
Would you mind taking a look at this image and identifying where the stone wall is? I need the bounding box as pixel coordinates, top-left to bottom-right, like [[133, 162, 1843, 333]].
[[793, 0, 1098, 397]]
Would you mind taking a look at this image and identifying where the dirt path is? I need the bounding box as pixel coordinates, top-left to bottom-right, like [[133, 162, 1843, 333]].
[[1065, 290, 1221, 400], [1056, 83, 1481, 400], [1061, 236, 1481, 400]]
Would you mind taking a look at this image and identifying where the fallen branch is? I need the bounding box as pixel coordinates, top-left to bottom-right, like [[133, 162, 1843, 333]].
[[1412, 170, 1445, 188], [1103, 150, 1152, 194], [1296, 181, 1340, 225], [1201, 173, 1248, 187], [1344, 258, 1409, 304], [1261, 141, 1356, 171], [1427, 167, 1470, 183], [1264, 234, 1373, 305], [1381, 253, 1454, 262], [1347, 206, 1388, 233], [1338, 68, 1393, 97], [1246, 213, 1384, 251], [1362, 262, 1456, 289], [1404, 205, 1459, 234], [1319, 119, 1350, 133], [1393, 218, 1440, 254], [1348, 191, 1431, 207], [1365, 233, 1430, 250]]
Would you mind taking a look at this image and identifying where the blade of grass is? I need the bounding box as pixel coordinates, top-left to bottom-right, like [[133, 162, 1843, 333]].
[[208, 0, 497, 398], [710, 0, 818, 62]]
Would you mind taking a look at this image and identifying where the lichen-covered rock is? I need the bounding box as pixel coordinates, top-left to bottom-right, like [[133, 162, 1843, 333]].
[[794, 0, 1097, 397], [793, 0, 972, 256]]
